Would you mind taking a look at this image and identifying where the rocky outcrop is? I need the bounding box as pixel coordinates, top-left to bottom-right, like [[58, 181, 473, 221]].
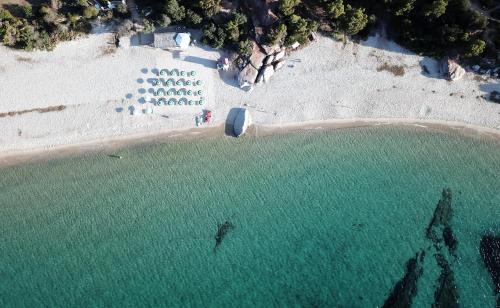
[[238, 42, 287, 89], [213, 221, 235, 252], [434, 254, 459, 308], [440, 58, 465, 81], [480, 235, 500, 297]]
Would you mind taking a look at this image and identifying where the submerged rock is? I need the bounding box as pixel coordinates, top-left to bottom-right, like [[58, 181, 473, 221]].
[[214, 221, 235, 252], [434, 253, 459, 308], [480, 235, 500, 295], [426, 188, 453, 242], [443, 226, 458, 255], [382, 251, 425, 308]]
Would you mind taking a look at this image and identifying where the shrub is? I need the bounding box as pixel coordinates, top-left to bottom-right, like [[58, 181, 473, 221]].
[[465, 39, 486, 57], [266, 23, 287, 45], [238, 39, 253, 58], [279, 0, 301, 16], [198, 0, 221, 18], [164, 0, 185, 22], [327, 0, 344, 19], [186, 9, 202, 26], [83, 6, 99, 19], [340, 5, 368, 35]]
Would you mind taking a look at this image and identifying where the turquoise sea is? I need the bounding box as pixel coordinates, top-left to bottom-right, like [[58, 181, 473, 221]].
[[0, 126, 499, 307]]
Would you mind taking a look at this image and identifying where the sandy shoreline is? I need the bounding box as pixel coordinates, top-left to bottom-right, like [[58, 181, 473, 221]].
[[1, 117, 499, 169], [0, 28, 499, 167]]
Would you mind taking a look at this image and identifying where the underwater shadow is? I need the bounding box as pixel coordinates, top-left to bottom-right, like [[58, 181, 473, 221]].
[[479, 81, 500, 104]]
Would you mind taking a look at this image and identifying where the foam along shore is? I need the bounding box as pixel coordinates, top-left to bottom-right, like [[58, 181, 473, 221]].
[[0, 30, 499, 159]]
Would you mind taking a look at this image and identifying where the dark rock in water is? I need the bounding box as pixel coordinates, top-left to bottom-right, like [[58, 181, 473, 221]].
[[443, 226, 458, 255], [214, 221, 235, 252], [480, 235, 500, 294], [382, 250, 425, 308], [434, 253, 459, 308], [426, 189, 453, 242]]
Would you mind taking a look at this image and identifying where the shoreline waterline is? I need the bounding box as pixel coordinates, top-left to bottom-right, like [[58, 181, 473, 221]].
[[1, 117, 499, 169]]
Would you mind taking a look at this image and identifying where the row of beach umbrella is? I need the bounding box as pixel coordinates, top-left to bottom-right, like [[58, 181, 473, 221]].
[[154, 88, 203, 96], [159, 69, 196, 77], [152, 79, 203, 87], [156, 97, 205, 106]]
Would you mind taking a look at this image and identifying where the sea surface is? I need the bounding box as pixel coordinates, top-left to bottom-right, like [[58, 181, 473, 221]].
[[0, 126, 499, 307]]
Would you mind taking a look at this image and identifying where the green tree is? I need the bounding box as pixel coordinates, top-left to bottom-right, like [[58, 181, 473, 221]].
[[424, 0, 448, 18], [465, 39, 485, 57], [327, 0, 344, 19], [116, 3, 128, 15], [340, 5, 368, 35], [0, 9, 14, 22], [22, 5, 33, 19], [202, 22, 226, 48], [386, 0, 416, 16], [186, 10, 202, 25], [19, 23, 37, 51], [279, 0, 300, 16], [198, 0, 221, 17], [225, 13, 247, 42], [83, 6, 98, 19], [164, 0, 186, 22], [285, 14, 316, 45], [159, 14, 171, 27], [238, 39, 253, 58], [267, 23, 287, 45]]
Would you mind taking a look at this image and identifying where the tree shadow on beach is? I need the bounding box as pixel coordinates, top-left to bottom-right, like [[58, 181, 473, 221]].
[[479, 81, 500, 104], [419, 58, 444, 80], [184, 56, 217, 68], [218, 69, 240, 89]]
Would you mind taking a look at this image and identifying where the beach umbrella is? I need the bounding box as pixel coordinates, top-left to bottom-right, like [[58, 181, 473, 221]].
[[144, 94, 152, 103], [187, 90, 193, 96], [188, 100, 194, 105], [196, 80, 202, 86], [176, 80, 183, 86], [146, 107, 153, 114], [180, 71, 186, 76], [175, 33, 191, 49], [190, 71, 196, 76], [160, 69, 167, 76], [186, 80, 192, 86], [197, 90, 203, 95], [198, 99, 204, 105]]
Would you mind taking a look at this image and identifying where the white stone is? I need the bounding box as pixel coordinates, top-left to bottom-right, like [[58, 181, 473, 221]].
[[262, 66, 275, 83], [274, 50, 286, 62]]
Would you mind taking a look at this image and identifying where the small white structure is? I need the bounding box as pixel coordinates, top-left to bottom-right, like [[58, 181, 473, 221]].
[[291, 42, 300, 50]]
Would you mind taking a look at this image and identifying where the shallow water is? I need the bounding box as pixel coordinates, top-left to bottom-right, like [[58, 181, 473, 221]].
[[0, 126, 499, 307]]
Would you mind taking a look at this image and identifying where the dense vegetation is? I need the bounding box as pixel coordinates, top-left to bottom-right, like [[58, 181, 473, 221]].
[[0, 0, 127, 51], [135, 0, 498, 62], [1, 0, 498, 64]]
